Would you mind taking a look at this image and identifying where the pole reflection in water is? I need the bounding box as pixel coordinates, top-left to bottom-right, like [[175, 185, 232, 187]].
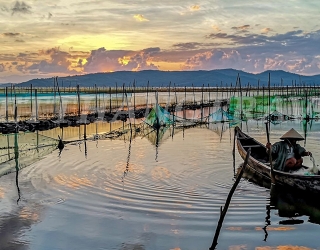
[[122, 127, 133, 185], [14, 131, 21, 203]]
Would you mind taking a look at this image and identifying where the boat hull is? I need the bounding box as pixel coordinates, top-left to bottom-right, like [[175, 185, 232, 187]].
[[235, 126, 320, 194]]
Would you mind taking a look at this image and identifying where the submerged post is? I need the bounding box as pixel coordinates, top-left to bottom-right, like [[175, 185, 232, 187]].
[[209, 148, 251, 250]]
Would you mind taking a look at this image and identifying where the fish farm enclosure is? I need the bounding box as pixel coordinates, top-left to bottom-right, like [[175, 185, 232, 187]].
[[1, 80, 320, 250]]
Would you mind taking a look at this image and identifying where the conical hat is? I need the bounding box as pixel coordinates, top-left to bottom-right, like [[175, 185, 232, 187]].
[[280, 128, 304, 141]]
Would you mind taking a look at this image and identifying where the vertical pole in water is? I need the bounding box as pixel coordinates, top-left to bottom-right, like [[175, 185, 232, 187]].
[[192, 84, 195, 106], [125, 90, 132, 132], [168, 81, 171, 110], [221, 81, 223, 99], [146, 81, 150, 115], [239, 76, 243, 120], [30, 84, 33, 119], [5, 86, 8, 122], [35, 89, 38, 121], [77, 84, 80, 117], [115, 82, 118, 109], [14, 90, 17, 124], [95, 84, 98, 115], [133, 80, 136, 118], [122, 83, 125, 110], [53, 77, 57, 117], [201, 84, 204, 123], [208, 83, 211, 116], [268, 73, 271, 119], [109, 87, 112, 113], [257, 80, 260, 96], [184, 86, 187, 119]]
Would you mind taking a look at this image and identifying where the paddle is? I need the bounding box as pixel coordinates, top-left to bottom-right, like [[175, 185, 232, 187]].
[[265, 122, 276, 184]]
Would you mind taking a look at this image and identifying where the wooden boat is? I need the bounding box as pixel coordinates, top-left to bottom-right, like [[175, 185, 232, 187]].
[[235, 126, 320, 194]]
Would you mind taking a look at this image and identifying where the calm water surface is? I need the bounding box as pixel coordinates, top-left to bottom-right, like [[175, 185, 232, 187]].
[[1, 120, 320, 250]]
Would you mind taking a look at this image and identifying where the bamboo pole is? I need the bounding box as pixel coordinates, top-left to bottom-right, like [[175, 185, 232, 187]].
[[209, 148, 251, 250]]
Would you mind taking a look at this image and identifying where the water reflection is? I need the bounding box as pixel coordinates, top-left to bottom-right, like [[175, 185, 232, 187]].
[[0, 131, 59, 178], [240, 166, 320, 233], [14, 132, 21, 203]]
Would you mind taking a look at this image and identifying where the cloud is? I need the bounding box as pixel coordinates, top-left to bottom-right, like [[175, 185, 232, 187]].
[[172, 42, 222, 50], [173, 42, 202, 50], [212, 25, 221, 32], [190, 5, 200, 11], [0, 63, 5, 72], [83, 47, 159, 73], [11, 1, 31, 15], [182, 47, 320, 75], [184, 49, 244, 70], [261, 27, 273, 34], [231, 25, 250, 32], [1, 5, 9, 12], [133, 14, 149, 22], [2, 33, 20, 37], [16, 48, 77, 75]]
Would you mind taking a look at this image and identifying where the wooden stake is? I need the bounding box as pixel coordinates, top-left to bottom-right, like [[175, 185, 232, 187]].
[[209, 148, 251, 250]]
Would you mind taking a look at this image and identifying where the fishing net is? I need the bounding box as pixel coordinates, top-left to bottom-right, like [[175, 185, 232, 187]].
[[265, 110, 289, 125], [229, 95, 278, 120], [144, 104, 201, 128], [207, 107, 234, 123], [0, 132, 59, 177], [144, 104, 174, 127]]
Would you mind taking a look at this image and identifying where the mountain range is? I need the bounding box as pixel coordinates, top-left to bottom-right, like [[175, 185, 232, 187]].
[[4, 69, 320, 88]]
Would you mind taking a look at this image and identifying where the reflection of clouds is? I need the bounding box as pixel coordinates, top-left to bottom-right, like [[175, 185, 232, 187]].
[[227, 226, 296, 232], [19, 207, 39, 221], [255, 226, 295, 231], [114, 161, 145, 175], [151, 166, 171, 180], [53, 174, 92, 189], [255, 246, 312, 250], [228, 246, 247, 250], [0, 187, 4, 198], [226, 227, 243, 231]]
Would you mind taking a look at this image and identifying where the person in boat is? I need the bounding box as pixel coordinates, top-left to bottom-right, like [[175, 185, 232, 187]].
[[266, 128, 312, 171]]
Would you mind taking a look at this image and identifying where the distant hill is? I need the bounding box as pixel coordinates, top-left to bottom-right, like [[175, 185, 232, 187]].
[[7, 69, 320, 87]]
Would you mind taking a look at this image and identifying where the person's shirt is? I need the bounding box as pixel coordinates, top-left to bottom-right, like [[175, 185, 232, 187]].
[[285, 144, 295, 160], [270, 141, 306, 171]]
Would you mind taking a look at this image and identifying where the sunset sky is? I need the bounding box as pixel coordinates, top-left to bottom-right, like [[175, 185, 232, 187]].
[[0, 0, 320, 83]]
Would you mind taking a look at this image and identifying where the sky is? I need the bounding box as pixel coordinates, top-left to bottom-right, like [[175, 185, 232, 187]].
[[0, 0, 320, 84]]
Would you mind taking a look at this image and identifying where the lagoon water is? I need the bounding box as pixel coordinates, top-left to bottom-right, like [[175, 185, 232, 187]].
[[1, 118, 320, 250]]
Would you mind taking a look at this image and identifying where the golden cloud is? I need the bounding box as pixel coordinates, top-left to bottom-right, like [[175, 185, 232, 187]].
[[261, 27, 273, 33], [190, 5, 200, 11], [212, 25, 221, 32], [134, 14, 149, 22]]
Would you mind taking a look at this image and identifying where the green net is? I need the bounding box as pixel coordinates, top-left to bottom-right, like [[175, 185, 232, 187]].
[[0, 132, 58, 177], [144, 104, 174, 127]]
